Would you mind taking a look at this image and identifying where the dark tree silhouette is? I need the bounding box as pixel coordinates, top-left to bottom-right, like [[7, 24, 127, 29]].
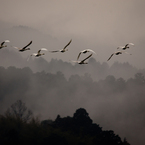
[[5, 100, 33, 122], [0, 105, 131, 145], [73, 108, 92, 126]]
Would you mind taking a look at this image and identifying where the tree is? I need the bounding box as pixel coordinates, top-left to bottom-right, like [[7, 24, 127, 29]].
[[5, 100, 33, 122], [73, 108, 92, 126]]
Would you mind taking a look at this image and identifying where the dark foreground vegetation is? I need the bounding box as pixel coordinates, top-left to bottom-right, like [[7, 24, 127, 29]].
[[0, 100, 130, 145]]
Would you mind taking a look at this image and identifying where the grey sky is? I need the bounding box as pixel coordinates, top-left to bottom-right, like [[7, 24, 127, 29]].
[[0, 0, 145, 68]]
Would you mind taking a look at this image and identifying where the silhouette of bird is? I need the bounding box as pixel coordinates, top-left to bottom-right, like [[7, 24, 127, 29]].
[[77, 49, 96, 60], [49, 39, 72, 53], [72, 53, 93, 64], [107, 51, 131, 61], [0, 40, 10, 49], [117, 43, 134, 50], [13, 40, 32, 52], [31, 48, 48, 57]]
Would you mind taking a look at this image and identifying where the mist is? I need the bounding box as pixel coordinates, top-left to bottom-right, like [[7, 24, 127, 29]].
[[0, 52, 145, 145], [0, 1, 145, 145]]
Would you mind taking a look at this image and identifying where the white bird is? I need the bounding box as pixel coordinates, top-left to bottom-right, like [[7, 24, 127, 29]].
[[0, 40, 10, 49], [13, 40, 32, 52], [49, 39, 72, 53], [27, 48, 47, 61], [31, 48, 48, 57], [107, 51, 132, 61], [117, 43, 134, 50], [72, 53, 93, 64], [77, 49, 96, 60]]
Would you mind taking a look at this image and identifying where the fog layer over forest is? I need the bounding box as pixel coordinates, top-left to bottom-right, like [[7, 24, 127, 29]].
[[0, 23, 145, 145], [0, 47, 145, 145], [0, 0, 145, 144]]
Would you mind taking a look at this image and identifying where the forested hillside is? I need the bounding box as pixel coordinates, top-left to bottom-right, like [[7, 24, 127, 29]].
[[0, 65, 145, 145]]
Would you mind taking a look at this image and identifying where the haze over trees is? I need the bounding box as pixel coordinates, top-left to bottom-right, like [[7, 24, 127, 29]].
[[0, 46, 144, 80], [0, 61, 145, 145]]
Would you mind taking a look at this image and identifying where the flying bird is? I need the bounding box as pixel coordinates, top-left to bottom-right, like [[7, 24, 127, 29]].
[[31, 48, 48, 57], [0, 40, 10, 49], [49, 39, 72, 53], [107, 51, 132, 61], [77, 49, 96, 60], [12, 40, 32, 52], [72, 53, 93, 64], [27, 48, 47, 61], [117, 43, 134, 50]]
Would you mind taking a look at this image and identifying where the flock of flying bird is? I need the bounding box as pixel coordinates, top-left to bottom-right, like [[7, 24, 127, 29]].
[[0, 39, 134, 64]]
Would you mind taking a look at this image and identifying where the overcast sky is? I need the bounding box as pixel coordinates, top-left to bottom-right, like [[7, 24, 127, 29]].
[[0, 0, 145, 68]]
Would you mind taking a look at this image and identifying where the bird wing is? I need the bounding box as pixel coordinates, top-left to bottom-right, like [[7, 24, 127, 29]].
[[124, 43, 134, 49], [63, 39, 72, 50], [117, 46, 124, 49], [50, 39, 72, 52], [37, 50, 41, 54], [37, 48, 47, 54], [77, 49, 95, 61], [0, 40, 10, 46], [86, 49, 96, 54], [77, 52, 82, 60], [49, 50, 60, 53], [32, 53, 37, 56], [40, 48, 47, 51], [128, 43, 134, 46], [5, 40, 10, 43], [125, 44, 129, 48], [81, 53, 93, 62], [107, 53, 114, 61], [22, 40, 32, 49], [1, 41, 5, 46]]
